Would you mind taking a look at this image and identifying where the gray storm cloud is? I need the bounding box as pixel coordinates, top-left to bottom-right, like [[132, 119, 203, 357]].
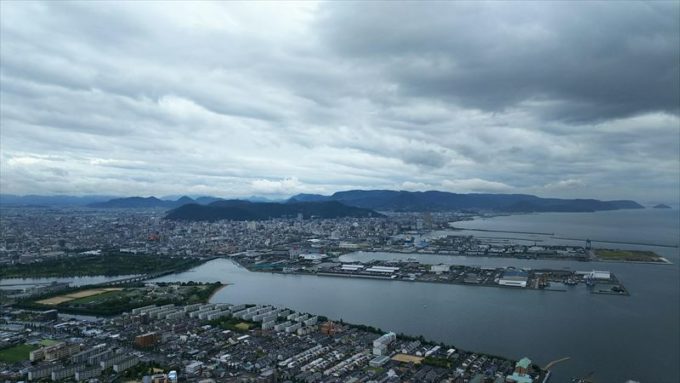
[[0, 1, 678, 203]]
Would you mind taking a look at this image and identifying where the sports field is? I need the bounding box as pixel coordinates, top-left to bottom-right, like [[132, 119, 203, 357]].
[[392, 354, 424, 364], [36, 288, 123, 305], [0, 344, 37, 363]]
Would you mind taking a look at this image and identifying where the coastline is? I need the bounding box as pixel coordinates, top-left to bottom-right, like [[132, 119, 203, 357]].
[[349, 248, 672, 265], [595, 257, 673, 265], [208, 283, 229, 301]]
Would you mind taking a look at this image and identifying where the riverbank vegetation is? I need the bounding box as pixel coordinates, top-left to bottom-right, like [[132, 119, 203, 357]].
[[0, 252, 205, 278]]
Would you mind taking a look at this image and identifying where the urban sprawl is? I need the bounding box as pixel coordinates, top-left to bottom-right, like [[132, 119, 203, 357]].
[[0, 206, 648, 382]]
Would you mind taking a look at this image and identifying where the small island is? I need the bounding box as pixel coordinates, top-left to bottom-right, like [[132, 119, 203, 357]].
[[653, 203, 671, 209]]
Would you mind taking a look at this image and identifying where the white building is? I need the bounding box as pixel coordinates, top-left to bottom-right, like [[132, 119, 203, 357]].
[[365, 266, 400, 274], [340, 264, 364, 272], [588, 270, 611, 280], [431, 264, 450, 274], [373, 332, 397, 347], [498, 269, 529, 288], [300, 253, 327, 261]]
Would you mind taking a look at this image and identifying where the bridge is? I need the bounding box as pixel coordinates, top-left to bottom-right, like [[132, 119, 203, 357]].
[[99, 270, 176, 286], [0, 282, 56, 287]]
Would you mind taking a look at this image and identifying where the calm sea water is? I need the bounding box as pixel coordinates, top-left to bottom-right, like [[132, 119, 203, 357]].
[[450, 208, 679, 249], [129, 210, 680, 382]]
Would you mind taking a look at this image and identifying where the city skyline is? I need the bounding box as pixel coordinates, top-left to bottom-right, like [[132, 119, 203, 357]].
[[1, 1, 678, 202]]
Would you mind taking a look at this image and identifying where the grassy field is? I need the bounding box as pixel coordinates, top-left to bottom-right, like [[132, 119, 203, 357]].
[[392, 353, 424, 364], [36, 288, 122, 305], [234, 322, 252, 331], [210, 316, 255, 332], [68, 289, 124, 304], [21, 282, 223, 316], [0, 344, 37, 363], [595, 249, 663, 262]]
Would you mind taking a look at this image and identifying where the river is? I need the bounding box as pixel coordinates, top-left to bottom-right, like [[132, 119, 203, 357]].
[[147, 209, 678, 382], [0, 275, 140, 290]]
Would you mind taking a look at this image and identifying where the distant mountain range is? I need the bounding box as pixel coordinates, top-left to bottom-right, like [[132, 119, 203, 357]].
[[165, 200, 381, 221], [288, 190, 644, 213], [87, 196, 221, 208], [0, 194, 116, 207], [1, 190, 645, 214]]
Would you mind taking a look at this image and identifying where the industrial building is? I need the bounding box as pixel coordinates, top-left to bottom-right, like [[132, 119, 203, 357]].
[[499, 269, 529, 288], [365, 266, 400, 274], [588, 270, 611, 280], [340, 264, 364, 272], [431, 264, 450, 274]]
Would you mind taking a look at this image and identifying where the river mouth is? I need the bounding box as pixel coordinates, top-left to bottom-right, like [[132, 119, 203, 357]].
[[149, 210, 679, 383], [149, 254, 677, 383]]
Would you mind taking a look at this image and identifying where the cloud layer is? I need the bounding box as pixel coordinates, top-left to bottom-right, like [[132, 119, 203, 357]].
[[1, 1, 678, 203]]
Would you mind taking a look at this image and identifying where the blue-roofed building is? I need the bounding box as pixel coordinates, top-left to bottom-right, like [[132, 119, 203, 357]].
[[506, 357, 533, 383]]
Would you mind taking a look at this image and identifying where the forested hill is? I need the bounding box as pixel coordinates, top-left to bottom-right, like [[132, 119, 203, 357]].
[[289, 190, 644, 213]]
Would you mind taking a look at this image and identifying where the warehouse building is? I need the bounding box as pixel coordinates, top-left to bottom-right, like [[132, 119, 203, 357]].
[[340, 264, 364, 272], [499, 269, 529, 288], [365, 266, 400, 274], [431, 264, 450, 274]]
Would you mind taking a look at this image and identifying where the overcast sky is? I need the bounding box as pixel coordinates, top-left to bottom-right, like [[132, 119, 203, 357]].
[[1, 1, 678, 203]]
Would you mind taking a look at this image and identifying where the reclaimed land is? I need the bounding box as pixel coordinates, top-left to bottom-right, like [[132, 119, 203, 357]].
[[595, 249, 669, 263], [232, 258, 630, 296], [0, 252, 205, 278], [17, 282, 223, 316]]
